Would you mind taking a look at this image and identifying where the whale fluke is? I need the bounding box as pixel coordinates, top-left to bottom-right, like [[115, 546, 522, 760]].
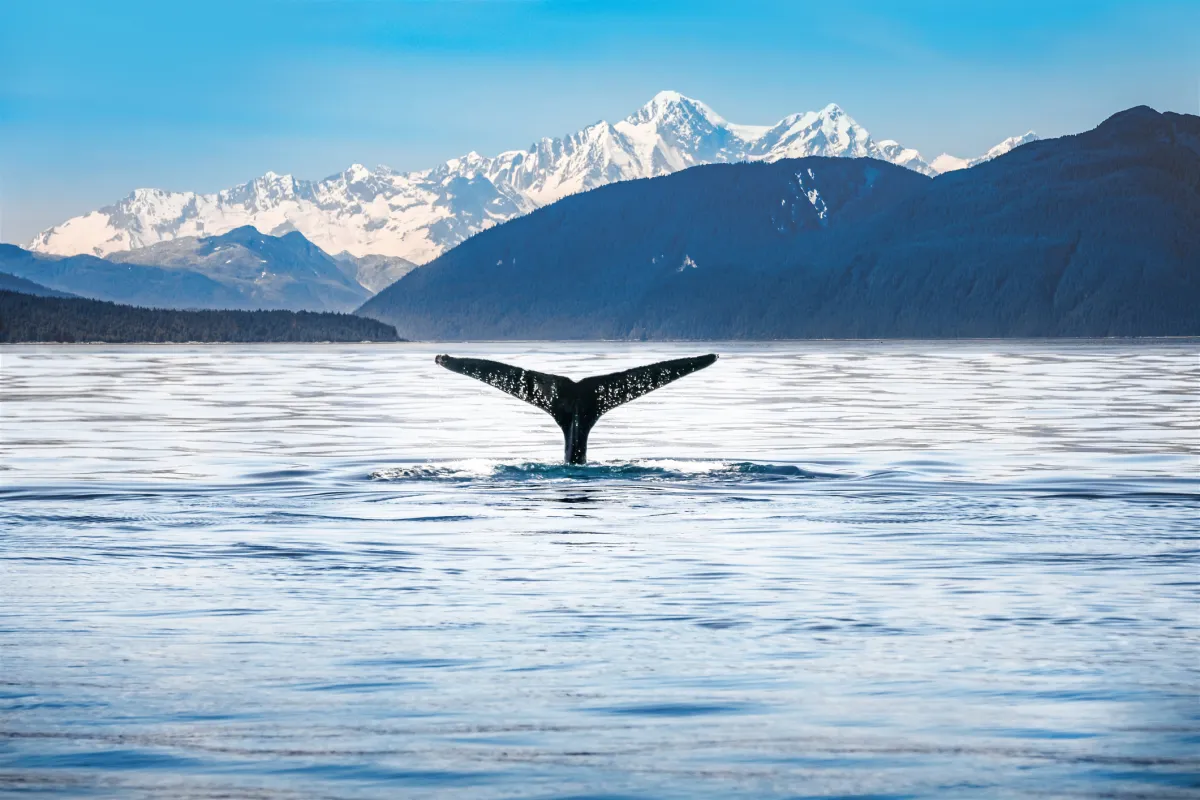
[[435, 354, 718, 464]]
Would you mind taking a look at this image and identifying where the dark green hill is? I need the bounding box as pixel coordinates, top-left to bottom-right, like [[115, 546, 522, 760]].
[[0, 290, 400, 343]]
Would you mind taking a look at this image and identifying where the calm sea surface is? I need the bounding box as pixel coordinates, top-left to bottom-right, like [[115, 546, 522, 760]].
[[1, 341, 1198, 799]]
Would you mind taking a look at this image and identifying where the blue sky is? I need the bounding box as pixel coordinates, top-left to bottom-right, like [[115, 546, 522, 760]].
[[1, 0, 1197, 244]]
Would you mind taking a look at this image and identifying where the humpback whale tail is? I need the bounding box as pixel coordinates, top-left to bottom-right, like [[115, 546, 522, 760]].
[[435, 353, 718, 464]]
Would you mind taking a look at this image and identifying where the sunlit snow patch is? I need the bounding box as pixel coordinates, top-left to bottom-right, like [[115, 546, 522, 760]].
[[795, 169, 828, 222]]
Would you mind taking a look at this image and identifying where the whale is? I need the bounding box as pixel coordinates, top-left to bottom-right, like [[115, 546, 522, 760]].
[[435, 354, 718, 464]]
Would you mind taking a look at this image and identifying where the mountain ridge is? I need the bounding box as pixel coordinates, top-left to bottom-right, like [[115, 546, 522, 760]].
[[1, 227, 371, 312], [931, 131, 1040, 173], [27, 92, 1034, 265], [358, 105, 1200, 340]]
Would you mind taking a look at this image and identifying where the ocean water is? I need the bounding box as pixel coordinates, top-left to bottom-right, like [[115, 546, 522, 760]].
[[1, 340, 1197, 799]]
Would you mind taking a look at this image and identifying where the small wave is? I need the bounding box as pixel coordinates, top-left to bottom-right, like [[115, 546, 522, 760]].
[[370, 459, 844, 484]]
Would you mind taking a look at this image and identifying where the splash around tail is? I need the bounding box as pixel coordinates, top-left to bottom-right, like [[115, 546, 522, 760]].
[[435, 354, 719, 464]]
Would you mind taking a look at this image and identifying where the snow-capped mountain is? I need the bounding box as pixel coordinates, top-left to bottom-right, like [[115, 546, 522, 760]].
[[28, 92, 1028, 265], [931, 131, 1039, 173], [29, 166, 532, 266]]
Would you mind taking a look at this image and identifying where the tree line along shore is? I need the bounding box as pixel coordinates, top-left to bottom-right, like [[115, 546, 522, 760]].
[[0, 290, 402, 343]]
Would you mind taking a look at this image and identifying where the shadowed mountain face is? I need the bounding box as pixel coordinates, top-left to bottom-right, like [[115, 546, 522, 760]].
[[359, 107, 1200, 339], [108, 227, 371, 311], [331, 251, 419, 294], [0, 244, 246, 309], [359, 157, 931, 338], [0, 228, 371, 312], [0, 271, 76, 298]]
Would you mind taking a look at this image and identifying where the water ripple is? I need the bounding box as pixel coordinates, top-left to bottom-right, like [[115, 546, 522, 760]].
[[1, 341, 1197, 799]]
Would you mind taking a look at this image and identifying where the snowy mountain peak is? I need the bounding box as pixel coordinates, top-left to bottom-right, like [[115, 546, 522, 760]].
[[28, 92, 1033, 265], [930, 153, 970, 173], [253, 171, 296, 187], [643, 90, 716, 112], [623, 91, 727, 136], [440, 151, 489, 176], [344, 163, 371, 181], [932, 130, 1040, 173], [982, 131, 1039, 160], [128, 187, 176, 201], [650, 89, 687, 103]]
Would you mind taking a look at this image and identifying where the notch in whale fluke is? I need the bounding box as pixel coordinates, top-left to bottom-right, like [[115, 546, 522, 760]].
[[435, 353, 718, 464]]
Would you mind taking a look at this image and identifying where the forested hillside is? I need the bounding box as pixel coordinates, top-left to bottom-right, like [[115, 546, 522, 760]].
[[0, 291, 400, 343], [360, 106, 1200, 339]]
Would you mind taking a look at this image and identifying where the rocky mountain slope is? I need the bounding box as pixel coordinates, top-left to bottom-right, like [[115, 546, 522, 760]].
[[359, 106, 1200, 339], [331, 251, 419, 293], [28, 92, 1030, 265]]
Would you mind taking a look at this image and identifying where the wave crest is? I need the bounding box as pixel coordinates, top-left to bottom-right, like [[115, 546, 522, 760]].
[[370, 459, 842, 483]]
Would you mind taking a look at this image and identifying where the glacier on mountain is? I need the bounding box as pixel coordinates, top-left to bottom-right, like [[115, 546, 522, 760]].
[[28, 92, 1032, 264]]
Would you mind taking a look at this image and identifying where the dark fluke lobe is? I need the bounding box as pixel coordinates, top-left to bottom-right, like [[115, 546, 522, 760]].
[[435, 354, 718, 464]]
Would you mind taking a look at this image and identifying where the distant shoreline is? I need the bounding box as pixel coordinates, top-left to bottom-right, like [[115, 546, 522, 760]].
[[0, 289, 402, 344]]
